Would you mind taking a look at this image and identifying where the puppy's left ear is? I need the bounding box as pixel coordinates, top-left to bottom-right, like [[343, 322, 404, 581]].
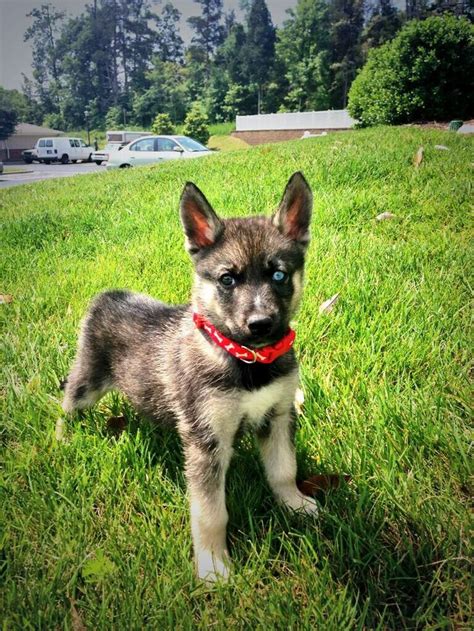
[[272, 172, 313, 248]]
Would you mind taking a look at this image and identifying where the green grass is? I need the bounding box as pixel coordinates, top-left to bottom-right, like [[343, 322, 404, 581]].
[[1, 166, 31, 175], [1, 127, 472, 629], [208, 134, 249, 152]]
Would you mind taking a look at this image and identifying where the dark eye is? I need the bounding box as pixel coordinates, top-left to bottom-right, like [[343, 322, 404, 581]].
[[272, 270, 288, 283], [220, 273, 236, 287]]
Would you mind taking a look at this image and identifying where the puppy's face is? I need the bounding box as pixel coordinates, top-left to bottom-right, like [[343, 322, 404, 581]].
[[180, 173, 313, 347]]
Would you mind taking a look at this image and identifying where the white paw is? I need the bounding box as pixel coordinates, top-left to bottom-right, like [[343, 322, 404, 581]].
[[196, 550, 231, 583], [281, 489, 319, 516]]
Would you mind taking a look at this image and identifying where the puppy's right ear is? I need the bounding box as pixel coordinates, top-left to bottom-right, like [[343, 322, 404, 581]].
[[180, 182, 223, 254]]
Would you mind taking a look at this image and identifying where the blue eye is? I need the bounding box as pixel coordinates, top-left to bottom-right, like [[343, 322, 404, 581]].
[[220, 273, 235, 287], [272, 270, 288, 283]]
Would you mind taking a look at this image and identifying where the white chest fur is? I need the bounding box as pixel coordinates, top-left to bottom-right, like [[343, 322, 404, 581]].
[[199, 371, 299, 446], [238, 371, 299, 426]]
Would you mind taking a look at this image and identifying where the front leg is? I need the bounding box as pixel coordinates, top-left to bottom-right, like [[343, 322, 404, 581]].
[[256, 407, 319, 516], [183, 437, 232, 582]]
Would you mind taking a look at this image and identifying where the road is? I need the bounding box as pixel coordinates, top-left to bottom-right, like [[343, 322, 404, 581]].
[[0, 161, 104, 190]]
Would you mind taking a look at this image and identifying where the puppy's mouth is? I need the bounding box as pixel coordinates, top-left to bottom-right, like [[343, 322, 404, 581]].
[[230, 327, 287, 349]]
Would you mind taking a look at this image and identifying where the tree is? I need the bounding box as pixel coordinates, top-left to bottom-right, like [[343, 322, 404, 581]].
[[348, 15, 474, 126], [183, 103, 210, 145], [151, 112, 175, 134], [124, 0, 158, 94], [105, 106, 124, 129], [405, 0, 472, 19], [155, 2, 184, 63], [243, 0, 276, 113], [0, 87, 31, 122], [328, 0, 365, 108], [222, 83, 256, 120], [276, 0, 331, 112], [205, 23, 250, 121], [362, 0, 403, 53], [187, 0, 224, 74], [20, 78, 44, 124], [219, 23, 247, 85], [0, 109, 18, 142], [132, 59, 188, 126], [24, 3, 65, 114], [42, 112, 65, 130]]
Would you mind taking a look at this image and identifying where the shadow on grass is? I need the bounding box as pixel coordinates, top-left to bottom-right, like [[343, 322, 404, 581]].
[[71, 395, 467, 628]]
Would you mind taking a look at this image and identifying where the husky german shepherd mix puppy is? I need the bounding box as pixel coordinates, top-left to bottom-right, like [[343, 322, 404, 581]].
[[63, 172, 318, 581]]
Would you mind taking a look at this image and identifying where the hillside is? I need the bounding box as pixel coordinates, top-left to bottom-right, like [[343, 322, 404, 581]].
[[1, 127, 472, 629]]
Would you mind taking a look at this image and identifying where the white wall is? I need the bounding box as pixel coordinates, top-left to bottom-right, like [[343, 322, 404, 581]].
[[236, 110, 356, 131]]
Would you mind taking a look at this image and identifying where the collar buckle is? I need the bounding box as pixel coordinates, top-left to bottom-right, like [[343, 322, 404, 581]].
[[239, 346, 257, 364]]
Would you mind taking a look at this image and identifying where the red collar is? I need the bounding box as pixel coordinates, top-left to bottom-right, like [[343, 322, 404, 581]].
[[193, 313, 296, 364]]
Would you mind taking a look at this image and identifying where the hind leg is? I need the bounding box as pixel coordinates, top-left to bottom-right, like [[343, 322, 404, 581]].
[[62, 370, 110, 413], [62, 332, 113, 413], [62, 358, 112, 413]]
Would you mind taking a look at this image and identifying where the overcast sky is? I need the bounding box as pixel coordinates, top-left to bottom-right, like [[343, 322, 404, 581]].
[[0, 0, 298, 90]]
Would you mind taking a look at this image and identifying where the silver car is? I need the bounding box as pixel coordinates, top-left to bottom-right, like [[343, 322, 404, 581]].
[[106, 135, 211, 169]]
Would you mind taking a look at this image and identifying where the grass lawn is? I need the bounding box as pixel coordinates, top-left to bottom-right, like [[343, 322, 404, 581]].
[[1, 127, 472, 629], [1, 166, 32, 175], [208, 134, 249, 152]]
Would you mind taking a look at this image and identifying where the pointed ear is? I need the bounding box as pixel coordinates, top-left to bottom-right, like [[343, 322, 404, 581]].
[[272, 172, 313, 247], [180, 182, 223, 254]]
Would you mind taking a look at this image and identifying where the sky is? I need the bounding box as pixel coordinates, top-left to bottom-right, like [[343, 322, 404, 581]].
[[0, 0, 298, 90]]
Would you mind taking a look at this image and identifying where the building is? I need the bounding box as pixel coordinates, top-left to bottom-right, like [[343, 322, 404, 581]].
[[0, 123, 64, 161], [232, 110, 356, 145]]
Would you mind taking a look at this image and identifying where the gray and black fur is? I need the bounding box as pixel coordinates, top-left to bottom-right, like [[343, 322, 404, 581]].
[[63, 172, 318, 581]]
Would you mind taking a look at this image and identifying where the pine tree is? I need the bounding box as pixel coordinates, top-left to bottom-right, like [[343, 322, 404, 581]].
[[155, 2, 184, 63], [362, 0, 403, 53], [328, 0, 365, 108], [187, 0, 224, 72], [24, 3, 65, 115], [243, 0, 276, 113], [276, 0, 331, 111]]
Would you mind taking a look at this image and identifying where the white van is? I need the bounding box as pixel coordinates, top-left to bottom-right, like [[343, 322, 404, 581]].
[[35, 137, 93, 164]]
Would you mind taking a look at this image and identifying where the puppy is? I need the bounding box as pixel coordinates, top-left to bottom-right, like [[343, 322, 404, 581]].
[[63, 172, 318, 581]]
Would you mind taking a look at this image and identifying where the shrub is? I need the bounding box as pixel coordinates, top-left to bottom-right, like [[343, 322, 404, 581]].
[[348, 16, 474, 127], [182, 103, 210, 145], [151, 113, 175, 135], [105, 106, 123, 130]]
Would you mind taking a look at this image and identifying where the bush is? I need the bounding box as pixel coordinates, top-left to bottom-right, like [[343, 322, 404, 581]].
[[182, 103, 210, 145], [105, 106, 123, 130], [348, 16, 474, 127], [151, 113, 175, 135]]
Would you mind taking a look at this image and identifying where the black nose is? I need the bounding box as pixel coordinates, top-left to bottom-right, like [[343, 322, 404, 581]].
[[247, 315, 273, 337]]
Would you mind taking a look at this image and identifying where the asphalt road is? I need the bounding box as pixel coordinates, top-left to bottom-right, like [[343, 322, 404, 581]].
[[0, 161, 104, 190]]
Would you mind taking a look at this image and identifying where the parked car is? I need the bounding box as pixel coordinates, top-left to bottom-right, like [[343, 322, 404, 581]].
[[106, 135, 211, 169], [35, 137, 93, 164], [92, 142, 126, 165], [22, 148, 39, 164], [93, 131, 150, 165]]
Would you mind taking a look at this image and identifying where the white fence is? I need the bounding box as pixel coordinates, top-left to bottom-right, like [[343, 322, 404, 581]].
[[236, 110, 356, 131]]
